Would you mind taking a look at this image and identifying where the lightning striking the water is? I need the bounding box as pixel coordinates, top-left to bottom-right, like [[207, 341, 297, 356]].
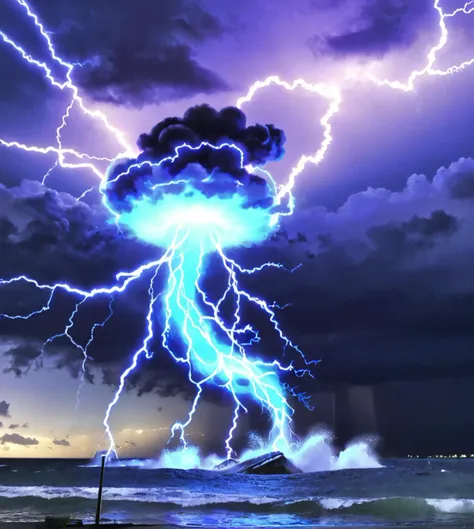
[[0, 0, 473, 462]]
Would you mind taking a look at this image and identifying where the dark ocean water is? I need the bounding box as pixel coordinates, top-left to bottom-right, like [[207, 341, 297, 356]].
[[1, 457, 474, 527]]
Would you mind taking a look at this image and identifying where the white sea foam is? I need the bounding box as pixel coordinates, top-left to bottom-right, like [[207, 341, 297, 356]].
[[0, 485, 279, 506], [425, 498, 474, 513], [1, 485, 473, 515], [124, 429, 382, 472]]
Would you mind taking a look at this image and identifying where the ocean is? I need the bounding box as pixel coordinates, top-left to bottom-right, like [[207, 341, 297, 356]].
[[1, 457, 474, 527]]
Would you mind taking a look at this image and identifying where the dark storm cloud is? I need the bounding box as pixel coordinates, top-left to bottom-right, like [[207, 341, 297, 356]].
[[271, 210, 463, 339], [2, 156, 474, 400], [0, 401, 11, 418], [52, 438, 70, 447], [310, 0, 433, 57], [365, 209, 458, 260], [0, 433, 39, 446], [268, 158, 474, 383], [99, 360, 196, 402], [3, 342, 43, 377], [106, 104, 285, 214], [0, 179, 156, 285], [29, 0, 229, 107], [0, 180, 172, 390], [0, 181, 202, 399]]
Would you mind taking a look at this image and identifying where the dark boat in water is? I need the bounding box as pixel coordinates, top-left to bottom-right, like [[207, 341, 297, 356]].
[[215, 451, 302, 474]]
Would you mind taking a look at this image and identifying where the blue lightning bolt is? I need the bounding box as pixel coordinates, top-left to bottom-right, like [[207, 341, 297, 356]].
[[98, 141, 316, 459], [0, 0, 134, 185], [1, 0, 474, 463], [1, 140, 313, 461]]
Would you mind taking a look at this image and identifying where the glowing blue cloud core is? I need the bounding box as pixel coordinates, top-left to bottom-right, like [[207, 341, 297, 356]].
[[119, 184, 275, 252]]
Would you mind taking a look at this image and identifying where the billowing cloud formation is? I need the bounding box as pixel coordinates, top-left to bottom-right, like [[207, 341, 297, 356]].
[[0, 401, 10, 418], [104, 105, 286, 249], [310, 0, 434, 57], [25, 0, 229, 106], [0, 179, 155, 285], [106, 104, 285, 211], [52, 438, 70, 447], [270, 159, 474, 384], [292, 157, 474, 242], [0, 433, 39, 446]]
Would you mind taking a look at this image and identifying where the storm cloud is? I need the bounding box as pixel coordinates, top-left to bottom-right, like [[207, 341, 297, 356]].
[[21, 0, 230, 107], [310, 0, 435, 58], [270, 158, 474, 383], [106, 104, 285, 216], [0, 179, 156, 285]]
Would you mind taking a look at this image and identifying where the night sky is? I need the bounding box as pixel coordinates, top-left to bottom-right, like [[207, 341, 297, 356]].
[[1, 0, 474, 459]]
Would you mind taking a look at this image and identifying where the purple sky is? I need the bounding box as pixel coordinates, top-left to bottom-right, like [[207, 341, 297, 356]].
[[1, 0, 474, 458]]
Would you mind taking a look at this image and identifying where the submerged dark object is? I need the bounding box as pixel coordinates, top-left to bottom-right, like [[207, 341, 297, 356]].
[[215, 451, 302, 475]]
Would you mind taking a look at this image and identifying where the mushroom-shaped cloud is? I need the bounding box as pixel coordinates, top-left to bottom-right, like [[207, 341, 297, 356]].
[[102, 104, 286, 251]]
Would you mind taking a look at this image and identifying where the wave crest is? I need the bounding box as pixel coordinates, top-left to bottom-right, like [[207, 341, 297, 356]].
[[0, 486, 472, 517]]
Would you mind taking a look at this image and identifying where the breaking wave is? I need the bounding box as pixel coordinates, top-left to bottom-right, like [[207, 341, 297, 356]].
[[92, 430, 382, 472], [0, 486, 473, 517]]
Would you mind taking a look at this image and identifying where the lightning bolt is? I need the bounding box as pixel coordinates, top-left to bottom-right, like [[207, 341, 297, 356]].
[[2, 0, 472, 190], [1, 138, 314, 460], [237, 0, 474, 209], [237, 78, 342, 224], [0, 0, 134, 186], [1, 0, 473, 461], [363, 0, 474, 88], [445, 0, 474, 17], [1, 205, 312, 459], [100, 142, 316, 458]]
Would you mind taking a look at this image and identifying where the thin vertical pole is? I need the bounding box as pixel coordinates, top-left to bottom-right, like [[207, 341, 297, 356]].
[[95, 454, 106, 525]]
